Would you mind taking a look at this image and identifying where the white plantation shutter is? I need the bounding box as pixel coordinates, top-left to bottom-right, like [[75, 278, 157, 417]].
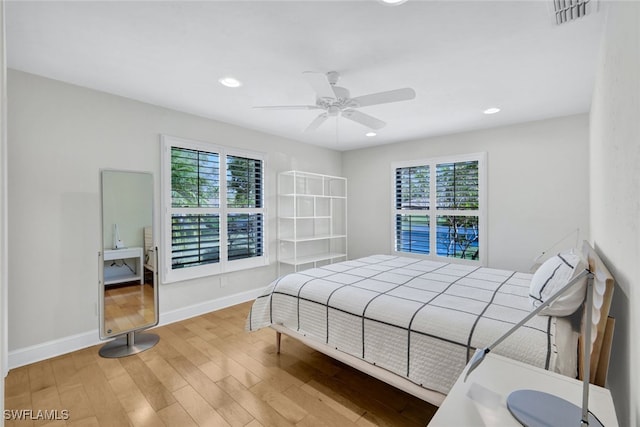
[[394, 165, 430, 254], [226, 155, 264, 261], [392, 153, 486, 264], [171, 147, 221, 269], [162, 136, 267, 283]]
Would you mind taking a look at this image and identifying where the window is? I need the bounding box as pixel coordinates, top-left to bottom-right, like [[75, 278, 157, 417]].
[[162, 135, 266, 282], [392, 153, 485, 264]]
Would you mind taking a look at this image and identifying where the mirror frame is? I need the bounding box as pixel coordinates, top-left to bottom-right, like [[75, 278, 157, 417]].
[[98, 169, 159, 341]]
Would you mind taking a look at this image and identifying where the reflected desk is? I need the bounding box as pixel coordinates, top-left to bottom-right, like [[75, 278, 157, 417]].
[[103, 247, 144, 286]]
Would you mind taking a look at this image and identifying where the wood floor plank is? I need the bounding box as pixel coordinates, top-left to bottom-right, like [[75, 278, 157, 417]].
[[76, 363, 132, 427], [108, 371, 154, 413], [4, 406, 35, 427], [50, 355, 84, 395], [295, 414, 333, 427], [172, 385, 231, 427], [300, 382, 361, 422], [5, 366, 31, 398], [95, 354, 128, 382], [30, 385, 63, 425], [164, 353, 236, 410], [183, 316, 220, 341], [38, 420, 66, 427], [58, 384, 95, 423], [119, 355, 176, 412], [4, 392, 33, 427], [307, 372, 425, 427], [137, 351, 189, 392], [197, 360, 227, 383], [4, 302, 437, 427], [67, 416, 100, 427], [156, 326, 211, 367], [156, 402, 198, 427], [283, 384, 360, 427], [126, 403, 168, 427], [217, 376, 295, 427], [216, 399, 255, 427], [27, 361, 56, 393], [249, 381, 308, 424], [71, 348, 99, 371], [187, 336, 262, 389], [183, 335, 228, 366]]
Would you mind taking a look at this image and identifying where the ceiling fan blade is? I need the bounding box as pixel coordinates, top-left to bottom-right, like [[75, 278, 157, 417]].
[[342, 109, 386, 130], [303, 71, 336, 99], [350, 88, 416, 108], [304, 113, 329, 132], [253, 105, 321, 110]]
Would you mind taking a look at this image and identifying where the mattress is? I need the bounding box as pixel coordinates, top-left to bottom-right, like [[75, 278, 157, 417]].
[[246, 255, 578, 395]]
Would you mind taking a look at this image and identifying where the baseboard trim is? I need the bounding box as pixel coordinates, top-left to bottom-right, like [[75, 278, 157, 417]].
[[8, 330, 102, 370], [7, 288, 261, 369], [158, 288, 262, 326]]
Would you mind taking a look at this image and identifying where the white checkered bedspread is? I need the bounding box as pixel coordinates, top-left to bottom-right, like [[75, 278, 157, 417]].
[[246, 255, 575, 395]]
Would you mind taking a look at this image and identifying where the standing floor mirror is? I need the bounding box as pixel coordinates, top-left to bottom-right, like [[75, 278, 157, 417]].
[[98, 170, 159, 357]]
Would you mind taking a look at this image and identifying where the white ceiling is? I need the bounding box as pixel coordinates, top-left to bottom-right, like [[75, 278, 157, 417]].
[[6, 0, 606, 151]]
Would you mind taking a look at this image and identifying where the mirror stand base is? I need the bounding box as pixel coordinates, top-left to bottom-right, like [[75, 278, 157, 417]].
[[99, 331, 159, 358]]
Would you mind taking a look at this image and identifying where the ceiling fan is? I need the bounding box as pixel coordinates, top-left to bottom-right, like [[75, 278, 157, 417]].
[[254, 71, 416, 132]]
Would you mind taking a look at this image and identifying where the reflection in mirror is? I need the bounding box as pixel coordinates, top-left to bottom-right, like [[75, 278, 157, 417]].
[[99, 170, 159, 357]]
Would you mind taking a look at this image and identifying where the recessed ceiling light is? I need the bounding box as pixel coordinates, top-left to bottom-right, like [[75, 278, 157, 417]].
[[218, 77, 242, 88], [380, 0, 408, 5], [366, 132, 377, 137], [483, 107, 501, 115]]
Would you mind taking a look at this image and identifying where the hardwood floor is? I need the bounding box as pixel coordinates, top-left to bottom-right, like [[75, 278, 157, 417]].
[[4, 301, 438, 426]]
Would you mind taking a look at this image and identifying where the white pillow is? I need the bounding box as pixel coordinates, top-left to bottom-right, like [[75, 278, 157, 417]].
[[529, 250, 587, 316]]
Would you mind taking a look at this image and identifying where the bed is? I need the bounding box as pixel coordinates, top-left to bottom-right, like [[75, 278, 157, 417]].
[[245, 241, 614, 407]]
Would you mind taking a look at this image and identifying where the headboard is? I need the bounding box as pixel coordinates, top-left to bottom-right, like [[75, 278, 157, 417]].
[[579, 240, 615, 386]]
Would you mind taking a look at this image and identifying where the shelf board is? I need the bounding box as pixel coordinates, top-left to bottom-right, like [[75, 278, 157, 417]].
[[278, 252, 347, 266], [104, 273, 142, 285], [279, 234, 346, 242]]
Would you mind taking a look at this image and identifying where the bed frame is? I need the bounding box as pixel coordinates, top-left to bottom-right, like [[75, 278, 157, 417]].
[[271, 241, 615, 407]]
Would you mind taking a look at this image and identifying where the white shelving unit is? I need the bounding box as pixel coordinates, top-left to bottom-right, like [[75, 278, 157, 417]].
[[278, 171, 347, 274]]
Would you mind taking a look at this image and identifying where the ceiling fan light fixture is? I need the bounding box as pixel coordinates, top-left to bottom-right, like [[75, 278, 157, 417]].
[[483, 107, 501, 115], [218, 76, 242, 88]]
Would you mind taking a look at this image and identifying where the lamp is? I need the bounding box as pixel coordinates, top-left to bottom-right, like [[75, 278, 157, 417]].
[[113, 223, 125, 249], [464, 268, 603, 427]]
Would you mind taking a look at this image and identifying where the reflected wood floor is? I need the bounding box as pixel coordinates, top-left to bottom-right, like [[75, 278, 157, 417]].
[[4, 302, 438, 427], [104, 283, 155, 337]]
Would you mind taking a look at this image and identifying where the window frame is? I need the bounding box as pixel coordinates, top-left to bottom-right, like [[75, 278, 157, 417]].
[[391, 152, 487, 265], [161, 135, 268, 283]]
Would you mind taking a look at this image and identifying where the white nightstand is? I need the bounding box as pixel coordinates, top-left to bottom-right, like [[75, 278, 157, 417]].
[[103, 247, 144, 285], [428, 353, 618, 427]]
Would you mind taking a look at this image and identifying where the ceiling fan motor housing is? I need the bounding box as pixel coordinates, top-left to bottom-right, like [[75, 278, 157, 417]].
[[317, 85, 352, 111]]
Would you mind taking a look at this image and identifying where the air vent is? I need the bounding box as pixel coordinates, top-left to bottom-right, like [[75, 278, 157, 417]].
[[551, 0, 596, 25]]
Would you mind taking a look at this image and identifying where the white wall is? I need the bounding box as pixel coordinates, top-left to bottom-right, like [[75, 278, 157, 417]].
[[1, 0, 7, 423], [589, 2, 640, 426], [343, 114, 590, 272], [7, 70, 342, 362]]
